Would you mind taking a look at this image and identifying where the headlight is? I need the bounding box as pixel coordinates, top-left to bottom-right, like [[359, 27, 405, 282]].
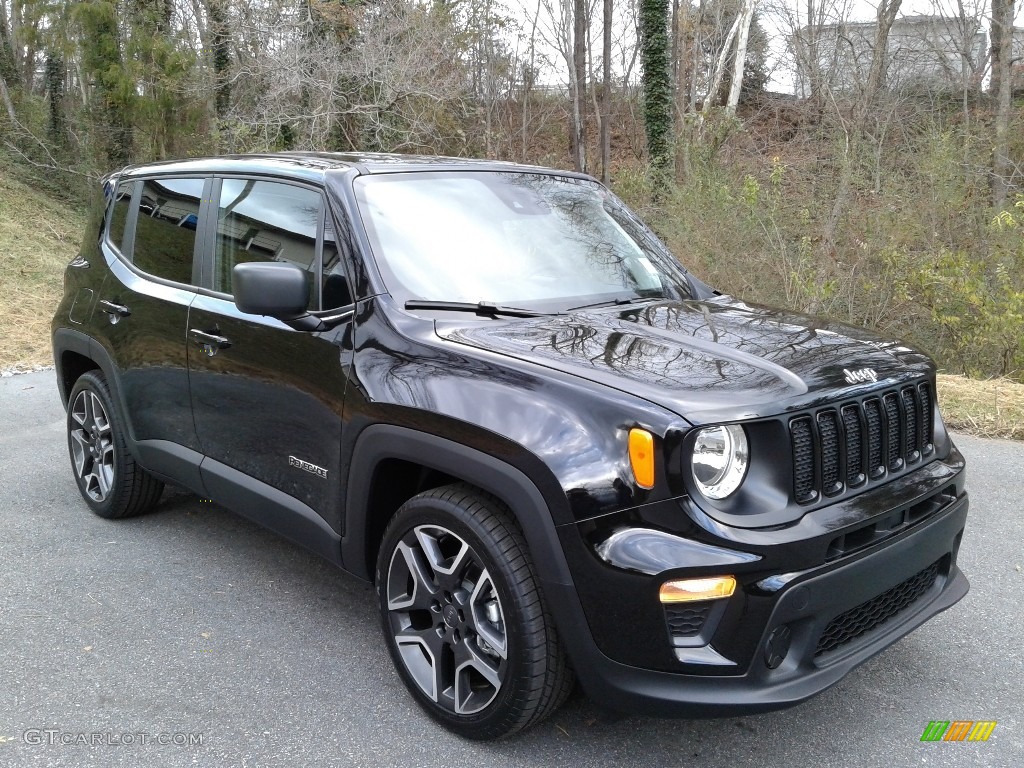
[[691, 425, 749, 499]]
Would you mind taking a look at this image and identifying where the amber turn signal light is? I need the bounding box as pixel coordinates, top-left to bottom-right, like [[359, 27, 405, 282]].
[[659, 576, 737, 603], [628, 428, 655, 489]]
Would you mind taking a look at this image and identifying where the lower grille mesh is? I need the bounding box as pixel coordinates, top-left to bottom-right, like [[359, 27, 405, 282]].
[[815, 560, 940, 656], [664, 604, 711, 639]]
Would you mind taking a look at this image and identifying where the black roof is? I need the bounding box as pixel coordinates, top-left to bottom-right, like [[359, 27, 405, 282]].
[[117, 152, 594, 184]]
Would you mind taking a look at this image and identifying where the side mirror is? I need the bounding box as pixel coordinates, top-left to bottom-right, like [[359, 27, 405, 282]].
[[233, 262, 323, 331]]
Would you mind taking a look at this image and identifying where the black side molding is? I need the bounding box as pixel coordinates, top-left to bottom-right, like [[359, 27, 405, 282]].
[[200, 456, 343, 567]]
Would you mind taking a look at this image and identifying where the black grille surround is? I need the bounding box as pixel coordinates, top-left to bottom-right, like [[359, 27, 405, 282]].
[[815, 559, 942, 656], [790, 379, 936, 505]]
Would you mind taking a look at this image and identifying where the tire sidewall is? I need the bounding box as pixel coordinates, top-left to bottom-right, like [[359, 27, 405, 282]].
[[375, 494, 538, 739]]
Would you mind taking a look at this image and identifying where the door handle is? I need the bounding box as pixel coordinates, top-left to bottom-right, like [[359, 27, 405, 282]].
[[99, 300, 131, 323], [189, 328, 232, 355]]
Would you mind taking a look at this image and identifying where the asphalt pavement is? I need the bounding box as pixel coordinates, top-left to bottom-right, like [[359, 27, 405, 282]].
[[0, 370, 1020, 767]]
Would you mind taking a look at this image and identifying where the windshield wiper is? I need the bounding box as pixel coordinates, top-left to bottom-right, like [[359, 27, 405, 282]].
[[566, 295, 662, 312], [404, 300, 548, 318]]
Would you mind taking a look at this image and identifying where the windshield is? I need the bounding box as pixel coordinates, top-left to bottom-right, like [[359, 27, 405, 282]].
[[353, 172, 695, 311]]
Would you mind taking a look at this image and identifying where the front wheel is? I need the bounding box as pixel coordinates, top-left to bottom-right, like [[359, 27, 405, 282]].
[[375, 484, 573, 739]]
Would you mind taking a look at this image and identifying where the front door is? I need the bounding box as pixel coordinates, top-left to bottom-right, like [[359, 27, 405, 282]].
[[187, 177, 354, 527]]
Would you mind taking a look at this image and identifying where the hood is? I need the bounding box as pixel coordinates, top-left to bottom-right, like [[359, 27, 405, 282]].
[[435, 296, 934, 424]]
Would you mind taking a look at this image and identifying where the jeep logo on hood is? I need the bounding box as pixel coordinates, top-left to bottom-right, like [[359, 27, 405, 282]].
[[843, 367, 879, 385]]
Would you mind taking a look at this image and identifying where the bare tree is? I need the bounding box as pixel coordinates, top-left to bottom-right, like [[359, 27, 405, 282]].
[[0, 0, 19, 121], [700, 8, 741, 122], [573, 0, 587, 170], [821, 0, 903, 248], [537, 0, 587, 169], [225, 0, 472, 153], [990, 0, 1020, 206], [725, 0, 757, 114], [601, 0, 611, 181]]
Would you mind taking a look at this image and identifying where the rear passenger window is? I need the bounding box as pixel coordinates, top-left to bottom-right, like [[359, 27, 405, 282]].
[[214, 179, 321, 306], [132, 177, 204, 285], [108, 181, 134, 252]]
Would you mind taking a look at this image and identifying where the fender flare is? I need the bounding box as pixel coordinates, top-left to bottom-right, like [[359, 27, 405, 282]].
[[342, 424, 575, 589], [53, 327, 130, 432]]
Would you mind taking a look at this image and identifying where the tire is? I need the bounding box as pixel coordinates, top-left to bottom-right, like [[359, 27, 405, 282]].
[[375, 483, 574, 740], [66, 371, 164, 519]]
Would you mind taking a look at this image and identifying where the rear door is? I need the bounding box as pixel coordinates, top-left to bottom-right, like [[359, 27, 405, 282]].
[[93, 176, 207, 463], [187, 176, 355, 529]]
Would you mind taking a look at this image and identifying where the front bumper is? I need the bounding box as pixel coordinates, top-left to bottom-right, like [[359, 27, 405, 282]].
[[546, 466, 969, 716]]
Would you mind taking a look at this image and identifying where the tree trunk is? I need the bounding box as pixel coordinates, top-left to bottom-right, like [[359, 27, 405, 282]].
[[45, 53, 65, 142], [988, 0, 1011, 97], [991, 0, 1014, 207], [19, 0, 35, 93], [601, 0, 612, 183], [700, 12, 741, 121], [572, 0, 587, 171], [0, 0, 19, 110], [671, 0, 691, 182], [805, 0, 819, 102], [954, 0, 972, 130], [640, 0, 672, 184], [0, 72, 15, 122], [522, 0, 541, 163], [725, 0, 757, 115], [207, 0, 231, 121]]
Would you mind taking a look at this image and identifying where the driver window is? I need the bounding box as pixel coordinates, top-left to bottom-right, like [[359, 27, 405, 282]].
[[214, 179, 322, 308]]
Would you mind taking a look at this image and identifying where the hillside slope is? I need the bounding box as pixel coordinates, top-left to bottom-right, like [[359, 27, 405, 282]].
[[0, 164, 86, 370]]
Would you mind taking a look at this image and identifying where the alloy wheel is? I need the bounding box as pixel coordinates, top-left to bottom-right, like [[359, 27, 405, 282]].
[[69, 389, 115, 502], [385, 524, 508, 715]]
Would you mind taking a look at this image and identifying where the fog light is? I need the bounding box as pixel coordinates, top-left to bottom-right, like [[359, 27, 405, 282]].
[[659, 576, 736, 603]]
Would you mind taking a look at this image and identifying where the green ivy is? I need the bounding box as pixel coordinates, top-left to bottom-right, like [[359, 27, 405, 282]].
[[639, 0, 671, 186]]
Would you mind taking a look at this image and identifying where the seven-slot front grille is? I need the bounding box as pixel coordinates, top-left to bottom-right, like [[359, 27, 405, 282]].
[[790, 380, 935, 504]]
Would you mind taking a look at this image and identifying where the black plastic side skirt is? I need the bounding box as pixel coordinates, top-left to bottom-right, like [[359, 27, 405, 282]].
[[199, 457, 343, 567], [133, 438, 343, 568]]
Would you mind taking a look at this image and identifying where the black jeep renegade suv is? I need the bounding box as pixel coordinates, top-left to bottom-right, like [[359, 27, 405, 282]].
[[52, 153, 969, 739]]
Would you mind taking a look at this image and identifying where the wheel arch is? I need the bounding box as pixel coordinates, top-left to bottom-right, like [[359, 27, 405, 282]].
[[53, 328, 133, 437], [57, 349, 101, 405], [343, 424, 575, 590]]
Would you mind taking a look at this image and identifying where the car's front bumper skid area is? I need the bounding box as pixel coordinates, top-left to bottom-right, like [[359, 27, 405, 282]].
[[545, 492, 969, 717]]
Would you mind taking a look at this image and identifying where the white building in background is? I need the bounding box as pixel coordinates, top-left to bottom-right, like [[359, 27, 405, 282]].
[[792, 15, 989, 96]]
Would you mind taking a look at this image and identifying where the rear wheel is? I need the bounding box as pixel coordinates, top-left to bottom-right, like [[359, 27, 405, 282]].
[[66, 371, 164, 519], [376, 483, 573, 739]]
